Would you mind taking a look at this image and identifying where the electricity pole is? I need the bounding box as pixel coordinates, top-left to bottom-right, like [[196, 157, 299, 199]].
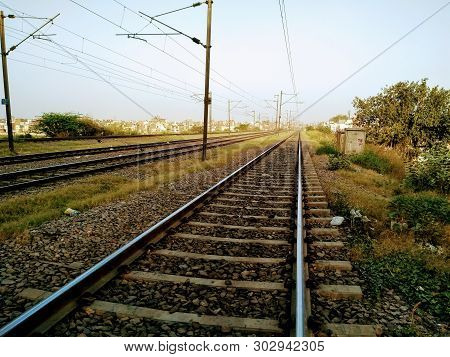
[[0, 11, 13, 153], [278, 90, 283, 132], [274, 94, 280, 131], [0, 12, 58, 154], [202, 0, 212, 161]]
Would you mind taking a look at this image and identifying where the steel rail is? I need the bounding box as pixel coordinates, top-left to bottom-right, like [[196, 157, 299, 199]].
[[0, 132, 264, 165], [0, 134, 292, 336], [294, 132, 305, 336], [0, 133, 268, 193]]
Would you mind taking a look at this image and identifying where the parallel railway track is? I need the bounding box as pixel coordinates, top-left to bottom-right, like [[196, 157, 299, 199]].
[[0, 134, 378, 337], [0, 132, 268, 194], [0, 133, 259, 166]]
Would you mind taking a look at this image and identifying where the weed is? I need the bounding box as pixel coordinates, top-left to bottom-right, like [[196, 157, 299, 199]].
[[327, 155, 351, 170], [405, 146, 450, 194], [389, 194, 449, 246], [357, 253, 449, 324], [350, 149, 392, 174], [315, 141, 339, 156]]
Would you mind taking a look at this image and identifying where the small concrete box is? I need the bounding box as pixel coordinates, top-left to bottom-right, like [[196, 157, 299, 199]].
[[342, 128, 366, 154]]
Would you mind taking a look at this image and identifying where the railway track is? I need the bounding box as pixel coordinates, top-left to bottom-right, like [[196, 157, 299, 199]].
[[0, 132, 268, 194], [0, 133, 260, 166], [0, 134, 302, 336], [0, 134, 379, 337]]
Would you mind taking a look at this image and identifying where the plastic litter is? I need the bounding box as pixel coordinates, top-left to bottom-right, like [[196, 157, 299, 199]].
[[64, 208, 80, 216], [330, 216, 345, 226]]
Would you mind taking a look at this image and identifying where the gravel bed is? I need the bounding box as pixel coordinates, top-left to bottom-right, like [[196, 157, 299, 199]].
[[215, 198, 293, 208], [190, 212, 291, 228], [0, 141, 278, 327], [48, 310, 280, 337], [203, 205, 292, 217], [163, 236, 291, 258], [309, 270, 361, 286], [311, 288, 443, 337], [0, 262, 82, 326], [94, 280, 289, 320], [134, 254, 290, 283], [176, 224, 292, 240], [308, 245, 348, 260]]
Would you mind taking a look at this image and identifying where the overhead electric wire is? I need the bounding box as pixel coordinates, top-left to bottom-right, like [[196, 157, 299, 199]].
[[0, 1, 204, 95], [70, 0, 265, 109], [6, 27, 201, 101], [111, 0, 267, 108], [278, 0, 297, 96], [9, 58, 196, 104], [2, 3, 155, 116]]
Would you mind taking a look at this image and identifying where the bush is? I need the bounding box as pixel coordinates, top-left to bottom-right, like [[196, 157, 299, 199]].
[[389, 194, 450, 245], [350, 149, 392, 174], [33, 113, 110, 137], [315, 141, 339, 156], [405, 146, 450, 194], [306, 125, 331, 134], [327, 155, 351, 170], [358, 253, 449, 325]]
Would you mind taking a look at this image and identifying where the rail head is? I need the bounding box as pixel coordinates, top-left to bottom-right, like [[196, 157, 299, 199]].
[[295, 133, 305, 337], [0, 134, 292, 337]]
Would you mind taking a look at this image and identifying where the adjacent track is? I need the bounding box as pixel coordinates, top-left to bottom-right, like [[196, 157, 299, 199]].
[[0, 134, 305, 337], [0, 133, 261, 166], [0, 133, 268, 194]]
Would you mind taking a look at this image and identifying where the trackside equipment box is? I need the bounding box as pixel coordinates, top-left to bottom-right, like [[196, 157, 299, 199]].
[[336, 128, 366, 154]]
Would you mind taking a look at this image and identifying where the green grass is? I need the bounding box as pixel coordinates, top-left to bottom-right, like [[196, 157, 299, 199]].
[[350, 149, 392, 174], [315, 141, 339, 156], [358, 253, 449, 329], [0, 132, 291, 240]]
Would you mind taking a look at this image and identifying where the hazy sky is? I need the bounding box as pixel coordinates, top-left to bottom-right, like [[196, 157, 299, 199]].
[[2, 0, 449, 123]]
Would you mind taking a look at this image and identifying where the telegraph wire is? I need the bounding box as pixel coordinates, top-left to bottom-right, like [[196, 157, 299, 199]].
[[111, 0, 267, 108], [70, 0, 265, 109]]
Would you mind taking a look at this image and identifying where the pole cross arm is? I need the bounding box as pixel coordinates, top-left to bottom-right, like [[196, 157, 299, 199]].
[[6, 13, 60, 55]]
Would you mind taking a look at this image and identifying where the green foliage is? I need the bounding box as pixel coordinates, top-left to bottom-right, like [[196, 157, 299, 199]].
[[329, 191, 351, 216], [353, 79, 450, 156], [315, 141, 339, 156], [350, 149, 392, 174], [327, 155, 351, 170], [405, 146, 450, 194], [329, 114, 348, 123], [389, 194, 449, 245], [236, 123, 250, 132], [358, 253, 449, 324], [33, 113, 110, 137], [306, 125, 331, 134], [188, 124, 203, 134]]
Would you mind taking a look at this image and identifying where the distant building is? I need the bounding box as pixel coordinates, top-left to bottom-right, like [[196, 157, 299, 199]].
[[0, 118, 36, 135], [325, 117, 353, 132]]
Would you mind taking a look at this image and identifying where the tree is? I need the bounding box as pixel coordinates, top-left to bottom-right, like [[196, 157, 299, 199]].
[[236, 123, 250, 132], [352, 79, 450, 156], [329, 114, 348, 123], [33, 112, 82, 137], [33, 112, 110, 137]]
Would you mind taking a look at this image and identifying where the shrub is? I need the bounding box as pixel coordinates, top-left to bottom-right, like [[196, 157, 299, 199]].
[[389, 194, 450, 246], [32, 113, 110, 137], [315, 141, 339, 156], [350, 149, 392, 174], [327, 155, 351, 170], [405, 146, 450, 194], [358, 253, 449, 326]]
